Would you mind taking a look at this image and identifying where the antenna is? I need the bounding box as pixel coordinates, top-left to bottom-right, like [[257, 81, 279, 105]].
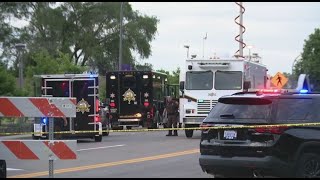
[[234, 2, 246, 58]]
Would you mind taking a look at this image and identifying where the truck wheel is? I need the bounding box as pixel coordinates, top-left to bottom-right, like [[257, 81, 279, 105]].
[[185, 129, 193, 138], [0, 160, 6, 178], [126, 126, 132, 130], [295, 153, 320, 178], [94, 135, 102, 142], [32, 134, 40, 140]]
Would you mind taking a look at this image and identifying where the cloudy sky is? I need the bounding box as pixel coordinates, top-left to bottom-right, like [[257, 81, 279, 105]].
[[130, 2, 320, 76]]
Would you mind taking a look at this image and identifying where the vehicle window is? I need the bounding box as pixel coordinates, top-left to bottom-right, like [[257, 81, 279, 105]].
[[185, 71, 213, 90], [275, 98, 313, 121], [122, 75, 136, 89], [204, 98, 272, 122], [215, 71, 242, 90]]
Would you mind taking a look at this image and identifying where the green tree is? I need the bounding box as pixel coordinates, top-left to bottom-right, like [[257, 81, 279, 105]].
[[156, 67, 180, 84], [0, 63, 16, 96], [24, 50, 85, 96], [0, 2, 159, 76], [293, 28, 320, 90]]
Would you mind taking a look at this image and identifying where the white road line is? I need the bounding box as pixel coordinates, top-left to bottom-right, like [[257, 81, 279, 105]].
[[7, 168, 24, 171], [77, 144, 126, 152]]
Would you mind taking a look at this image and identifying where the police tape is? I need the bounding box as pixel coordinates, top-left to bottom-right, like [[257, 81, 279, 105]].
[[1, 122, 320, 136]]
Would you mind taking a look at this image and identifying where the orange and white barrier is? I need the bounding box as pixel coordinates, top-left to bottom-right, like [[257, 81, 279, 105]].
[[0, 97, 76, 118], [0, 140, 77, 160]]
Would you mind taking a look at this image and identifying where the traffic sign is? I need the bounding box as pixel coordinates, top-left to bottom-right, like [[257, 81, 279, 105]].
[[271, 72, 288, 89]]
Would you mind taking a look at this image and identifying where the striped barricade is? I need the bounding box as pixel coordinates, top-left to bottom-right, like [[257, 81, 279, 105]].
[[0, 97, 77, 118], [0, 140, 77, 160]]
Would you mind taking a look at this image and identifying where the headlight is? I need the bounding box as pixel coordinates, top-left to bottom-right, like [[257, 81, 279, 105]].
[[135, 113, 142, 118]]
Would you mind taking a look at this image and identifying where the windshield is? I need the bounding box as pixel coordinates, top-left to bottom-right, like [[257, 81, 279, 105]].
[[185, 71, 213, 90], [122, 75, 136, 88], [215, 71, 242, 90], [204, 98, 272, 122]]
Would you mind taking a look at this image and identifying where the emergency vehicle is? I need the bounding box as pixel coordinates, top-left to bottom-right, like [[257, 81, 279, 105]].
[[106, 70, 168, 129], [179, 56, 268, 138], [32, 73, 105, 142]]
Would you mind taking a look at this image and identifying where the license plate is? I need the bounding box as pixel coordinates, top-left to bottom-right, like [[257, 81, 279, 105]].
[[223, 130, 237, 140]]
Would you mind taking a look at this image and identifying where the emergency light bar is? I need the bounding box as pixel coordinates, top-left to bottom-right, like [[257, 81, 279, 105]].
[[198, 62, 230, 68]]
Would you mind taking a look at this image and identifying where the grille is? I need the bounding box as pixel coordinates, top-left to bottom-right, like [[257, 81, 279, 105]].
[[197, 100, 218, 114]]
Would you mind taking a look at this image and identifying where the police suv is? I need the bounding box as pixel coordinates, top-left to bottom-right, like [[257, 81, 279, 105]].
[[199, 86, 320, 178]]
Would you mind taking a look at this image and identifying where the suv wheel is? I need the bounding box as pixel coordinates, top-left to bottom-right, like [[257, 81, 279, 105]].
[[296, 153, 320, 178], [185, 129, 193, 138]]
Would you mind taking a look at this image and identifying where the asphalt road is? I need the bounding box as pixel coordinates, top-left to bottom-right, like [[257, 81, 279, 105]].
[[5, 129, 213, 178]]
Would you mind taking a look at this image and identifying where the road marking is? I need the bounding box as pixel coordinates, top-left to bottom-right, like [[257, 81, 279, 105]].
[[77, 144, 126, 152], [7, 168, 24, 171], [9, 149, 199, 178]]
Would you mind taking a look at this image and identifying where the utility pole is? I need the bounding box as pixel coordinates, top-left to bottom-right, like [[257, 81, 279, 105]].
[[239, 2, 244, 57], [15, 43, 26, 89], [118, 2, 124, 71]]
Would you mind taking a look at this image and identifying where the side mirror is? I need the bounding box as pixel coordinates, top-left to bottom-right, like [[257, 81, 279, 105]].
[[179, 81, 185, 91], [243, 81, 251, 90], [179, 81, 185, 95]]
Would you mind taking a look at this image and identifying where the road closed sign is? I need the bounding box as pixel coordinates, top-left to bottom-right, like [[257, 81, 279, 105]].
[[271, 72, 288, 89]]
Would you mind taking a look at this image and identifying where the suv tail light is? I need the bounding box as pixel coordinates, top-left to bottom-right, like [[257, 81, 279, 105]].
[[200, 123, 214, 132], [254, 126, 289, 135]]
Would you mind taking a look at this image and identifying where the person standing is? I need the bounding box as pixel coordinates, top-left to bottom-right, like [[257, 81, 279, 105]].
[[165, 96, 179, 136]]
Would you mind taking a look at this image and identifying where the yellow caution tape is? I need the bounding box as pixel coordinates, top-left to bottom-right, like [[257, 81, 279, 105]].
[[1, 122, 320, 136]]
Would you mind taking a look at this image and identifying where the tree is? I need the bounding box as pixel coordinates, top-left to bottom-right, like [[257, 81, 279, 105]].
[[293, 28, 320, 90], [0, 2, 159, 76], [135, 62, 153, 71], [0, 63, 16, 96], [156, 67, 180, 84], [23, 50, 85, 96]]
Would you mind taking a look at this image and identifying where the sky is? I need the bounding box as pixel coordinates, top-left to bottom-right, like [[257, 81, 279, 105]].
[[130, 2, 320, 76]]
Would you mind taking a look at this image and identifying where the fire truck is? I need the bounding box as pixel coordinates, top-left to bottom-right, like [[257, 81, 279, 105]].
[[179, 56, 268, 138], [32, 73, 105, 142], [106, 70, 168, 130]]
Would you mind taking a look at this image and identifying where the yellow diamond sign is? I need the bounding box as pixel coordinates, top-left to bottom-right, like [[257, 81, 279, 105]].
[[271, 72, 288, 89]]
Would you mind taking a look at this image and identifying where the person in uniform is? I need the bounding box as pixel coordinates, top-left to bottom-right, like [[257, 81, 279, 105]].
[[164, 96, 179, 136]]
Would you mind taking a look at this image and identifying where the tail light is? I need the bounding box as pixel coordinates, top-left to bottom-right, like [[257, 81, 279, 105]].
[[200, 123, 214, 132], [144, 102, 149, 107], [254, 126, 289, 135], [110, 102, 116, 108], [94, 115, 100, 122]]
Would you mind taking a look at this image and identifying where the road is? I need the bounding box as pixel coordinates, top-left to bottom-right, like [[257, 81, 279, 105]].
[[5, 129, 212, 178]]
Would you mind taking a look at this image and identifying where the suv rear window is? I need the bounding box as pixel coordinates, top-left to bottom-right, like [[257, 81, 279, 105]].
[[275, 98, 313, 122], [204, 98, 272, 122]]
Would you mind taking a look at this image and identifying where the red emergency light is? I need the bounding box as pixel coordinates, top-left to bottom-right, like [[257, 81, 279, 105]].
[[143, 102, 149, 107], [94, 115, 100, 122], [110, 102, 116, 108]]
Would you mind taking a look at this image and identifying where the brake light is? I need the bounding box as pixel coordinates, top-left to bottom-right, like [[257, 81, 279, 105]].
[[144, 102, 149, 107], [200, 123, 214, 132], [258, 89, 281, 93], [110, 102, 116, 108], [95, 115, 100, 122], [254, 126, 289, 135]]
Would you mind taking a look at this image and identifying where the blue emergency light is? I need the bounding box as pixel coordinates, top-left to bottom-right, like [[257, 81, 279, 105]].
[[299, 89, 308, 94], [41, 117, 48, 124]]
